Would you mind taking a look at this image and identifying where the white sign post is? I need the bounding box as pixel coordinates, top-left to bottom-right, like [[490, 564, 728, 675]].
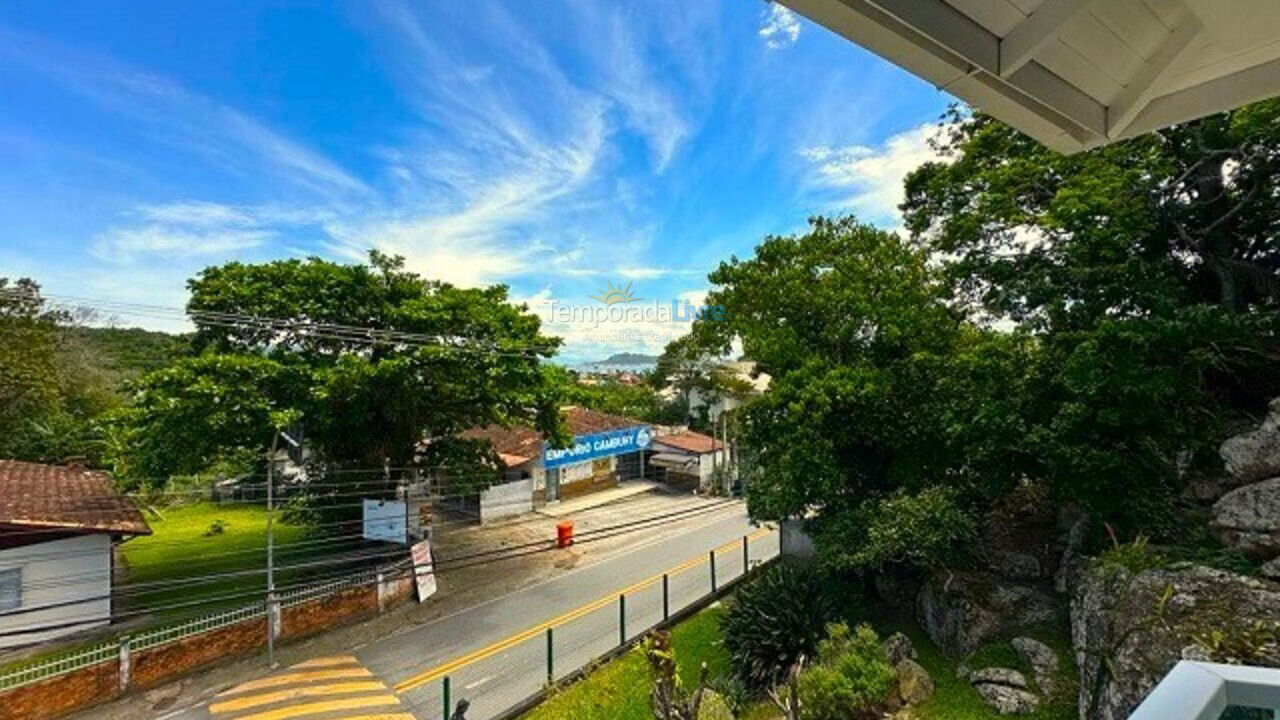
[[411, 539, 437, 602], [362, 499, 407, 544]]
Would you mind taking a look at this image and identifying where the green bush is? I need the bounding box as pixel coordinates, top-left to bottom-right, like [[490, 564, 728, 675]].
[[796, 623, 896, 720], [722, 561, 837, 692]]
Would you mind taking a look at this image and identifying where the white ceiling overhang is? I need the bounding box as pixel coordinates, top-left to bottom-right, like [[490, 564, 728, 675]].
[[780, 0, 1280, 153]]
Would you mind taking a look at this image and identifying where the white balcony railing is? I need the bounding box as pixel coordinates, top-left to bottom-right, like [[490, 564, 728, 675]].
[[1128, 661, 1280, 720]]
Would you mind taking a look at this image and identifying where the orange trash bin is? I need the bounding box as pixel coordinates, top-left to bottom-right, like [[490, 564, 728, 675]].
[[556, 520, 574, 548]]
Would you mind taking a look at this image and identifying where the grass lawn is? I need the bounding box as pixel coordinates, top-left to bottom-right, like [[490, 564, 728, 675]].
[[522, 604, 778, 720], [119, 502, 321, 619], [518, 592, 1076, 720], [863, 609, 1077, 720]]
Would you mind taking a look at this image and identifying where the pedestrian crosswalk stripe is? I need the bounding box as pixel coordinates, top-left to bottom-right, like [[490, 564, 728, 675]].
[[290, 655, 360, 669], [216, 667, 373, 696], [230, 695, 402, 720], [209, 681, 387, 713]]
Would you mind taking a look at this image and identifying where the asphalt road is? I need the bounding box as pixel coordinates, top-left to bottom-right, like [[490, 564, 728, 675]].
[[184, 501, 778, 720]]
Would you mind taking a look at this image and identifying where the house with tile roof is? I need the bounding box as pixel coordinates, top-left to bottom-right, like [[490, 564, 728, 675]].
[[647, 429, 727, 492], [0, 460, 151, 648]]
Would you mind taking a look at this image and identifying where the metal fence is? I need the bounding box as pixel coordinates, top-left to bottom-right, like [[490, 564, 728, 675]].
[[0, 557, 405, 693], [393, 528, 780, 720]]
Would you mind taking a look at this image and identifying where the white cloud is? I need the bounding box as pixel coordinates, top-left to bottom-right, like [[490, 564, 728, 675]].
[[514, 286, 712, 363], [760, 5, 801, 49], [92, 226, 271, 259], [801, 123, 947, 226]]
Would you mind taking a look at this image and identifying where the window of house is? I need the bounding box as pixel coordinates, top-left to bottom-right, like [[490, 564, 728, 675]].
[[0, 567, 20, 611]]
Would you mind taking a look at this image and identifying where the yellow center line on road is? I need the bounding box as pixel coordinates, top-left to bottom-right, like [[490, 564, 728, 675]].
[[229, 695, 403, 720], [393, 526, 774, 693], [216, 668, 373, 697], [210, 681, 389, 714]]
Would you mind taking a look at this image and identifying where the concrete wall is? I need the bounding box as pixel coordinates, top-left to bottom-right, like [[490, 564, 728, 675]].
[[0, 534, 111, 649], [480, 478, 534, 523], [779, 519, 817, 559]]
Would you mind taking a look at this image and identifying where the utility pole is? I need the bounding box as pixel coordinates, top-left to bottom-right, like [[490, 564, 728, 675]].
[[265, 429, 299, 668], [266, 432, 278, 668]]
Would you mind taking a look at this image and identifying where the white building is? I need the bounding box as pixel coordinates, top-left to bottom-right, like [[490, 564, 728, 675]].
[[0, 460, 151, 649], [686, 361, 771, 423], [647, 429, 727, 492]]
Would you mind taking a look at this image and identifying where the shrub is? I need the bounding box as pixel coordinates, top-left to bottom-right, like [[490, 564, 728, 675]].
[[800, 623, 896, 720], [722, 561, 837, 692]]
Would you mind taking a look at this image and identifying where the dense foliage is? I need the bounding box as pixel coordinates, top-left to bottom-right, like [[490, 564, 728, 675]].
[[107, 252, 566, 488], [691, 101, 1280, 560], [0, 279, 132, 464], [902, 103, 1280, 528], [721, 561, 837, 692], [690, 217, 1028, 565], [794, 623, 896, 720]]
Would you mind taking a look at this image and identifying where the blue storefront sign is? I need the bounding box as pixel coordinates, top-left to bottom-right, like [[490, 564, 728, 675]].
[[543, 425, 653, 469]]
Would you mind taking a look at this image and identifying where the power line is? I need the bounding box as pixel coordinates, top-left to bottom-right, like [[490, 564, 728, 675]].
[[0, 500, 738, 623], [0, 289, 561, 358]]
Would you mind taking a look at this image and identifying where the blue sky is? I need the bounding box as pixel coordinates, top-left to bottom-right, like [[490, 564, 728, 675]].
[[0, 0, 952, 363]]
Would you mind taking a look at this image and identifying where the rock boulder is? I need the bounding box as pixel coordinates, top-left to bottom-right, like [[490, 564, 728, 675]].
[[969, 668, 1038, 714], [917, 570, 1058, 655], [1211, 477, 1280, 559], [896, 659, 934, 706], [1220, 398, 1280, 484], [1072, 563, 1280, 720], [1012, 637, 1059, 693]]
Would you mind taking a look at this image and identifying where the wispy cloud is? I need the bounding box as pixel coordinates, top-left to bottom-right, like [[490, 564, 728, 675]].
[[800, 124, 946, 226], [760, 4, 801, 49]]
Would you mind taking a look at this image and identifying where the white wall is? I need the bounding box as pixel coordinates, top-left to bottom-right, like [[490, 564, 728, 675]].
[[479, 478, 534, 524], [0, 534, 112, 649]]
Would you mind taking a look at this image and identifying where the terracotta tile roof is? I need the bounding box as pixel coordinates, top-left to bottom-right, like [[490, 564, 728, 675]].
[[653, 430, 722, 455], [460, 424, 546, 467], [561, 406, 641, 435], [0, 460, 151, 535], [460, 407, 647, 468]]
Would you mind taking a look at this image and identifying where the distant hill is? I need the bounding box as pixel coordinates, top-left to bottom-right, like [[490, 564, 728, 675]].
[[591, 352, 658, 366], [66, 326, 189, 382]]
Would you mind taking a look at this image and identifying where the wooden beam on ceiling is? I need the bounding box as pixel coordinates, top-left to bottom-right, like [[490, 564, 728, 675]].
[[1107, 15, 1201, 137], [999, 0, 1098, 78]]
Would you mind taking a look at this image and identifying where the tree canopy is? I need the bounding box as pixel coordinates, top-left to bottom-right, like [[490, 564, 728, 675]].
[[108, 252, 565, 487]]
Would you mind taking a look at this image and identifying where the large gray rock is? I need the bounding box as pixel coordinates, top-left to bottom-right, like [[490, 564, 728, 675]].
[[974, 683, 1040, 715], [1220, 398, 1280, 484], [896, 659, 934, 705], [1211, 477, 1280, 559], [1012, 637, 1059, 693], [1262, 557, 1280, 580], [1072, 563, 1280, 720], [882, 631, 917, 664], [969, 667, 1028, 688], [917, 571, 1058, 655]]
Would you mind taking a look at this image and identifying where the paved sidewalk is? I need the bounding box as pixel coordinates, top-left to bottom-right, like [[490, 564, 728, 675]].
[[534, 480, 663, 517]]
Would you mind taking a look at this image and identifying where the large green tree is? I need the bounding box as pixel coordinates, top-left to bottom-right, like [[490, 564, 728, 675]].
[[109, 252, 565, 486], [903, 104, 1280, 527], [691, 217, 1027, 568]]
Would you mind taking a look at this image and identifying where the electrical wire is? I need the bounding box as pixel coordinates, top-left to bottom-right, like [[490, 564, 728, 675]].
[[0, 499, 743, 631]]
